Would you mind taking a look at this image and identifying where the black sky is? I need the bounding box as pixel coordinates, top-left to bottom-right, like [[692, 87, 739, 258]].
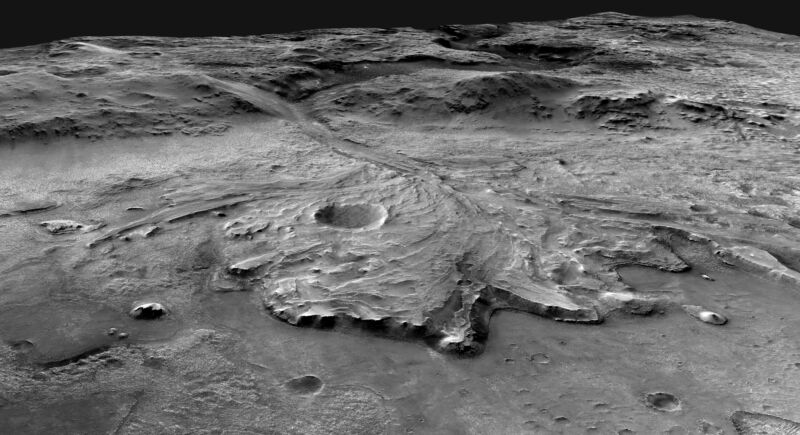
[[1, 1, 796, 49]]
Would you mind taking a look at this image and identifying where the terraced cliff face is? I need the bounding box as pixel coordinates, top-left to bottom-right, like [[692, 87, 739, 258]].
[[1, 12, 800, 434]]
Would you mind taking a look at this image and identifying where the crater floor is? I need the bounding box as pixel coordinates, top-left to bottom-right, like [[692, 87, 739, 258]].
[[1, 12, 800, 434]]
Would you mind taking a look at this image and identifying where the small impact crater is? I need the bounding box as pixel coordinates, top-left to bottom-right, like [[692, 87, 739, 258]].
[[129, 302, 168, 320], [314, 203, 387, 229], [284, 375, 324, 395], [645, 392, 681, 412]]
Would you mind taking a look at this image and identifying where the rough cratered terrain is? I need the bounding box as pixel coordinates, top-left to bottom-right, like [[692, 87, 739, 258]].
[[1, 11, 800, 434]]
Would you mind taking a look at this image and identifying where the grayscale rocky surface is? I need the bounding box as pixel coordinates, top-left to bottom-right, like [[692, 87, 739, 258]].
[[0, 12, 799, 434]]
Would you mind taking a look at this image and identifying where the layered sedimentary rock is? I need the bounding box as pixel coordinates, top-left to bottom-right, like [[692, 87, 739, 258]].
[[2, 12, 800, 432], [2, 12, 795, 354]]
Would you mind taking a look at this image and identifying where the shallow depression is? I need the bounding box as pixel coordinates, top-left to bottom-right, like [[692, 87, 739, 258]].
[[0, 301, 183, 366], [284, 375, 324, 395], [313, 203, 387, 229]]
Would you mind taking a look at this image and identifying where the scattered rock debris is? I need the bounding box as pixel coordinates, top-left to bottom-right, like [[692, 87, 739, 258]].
[[682, 305, 727, 325], [731, 410, 800, 434], [40, 220, 103, 234]]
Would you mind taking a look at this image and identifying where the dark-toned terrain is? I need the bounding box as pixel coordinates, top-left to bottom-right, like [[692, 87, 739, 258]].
[[1, 12, 799, 434]]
